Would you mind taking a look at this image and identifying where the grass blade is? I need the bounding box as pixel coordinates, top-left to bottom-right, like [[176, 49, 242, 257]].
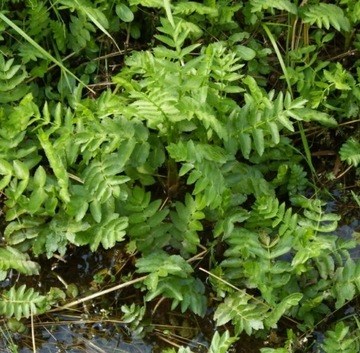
[[0, 12, 95, 94]]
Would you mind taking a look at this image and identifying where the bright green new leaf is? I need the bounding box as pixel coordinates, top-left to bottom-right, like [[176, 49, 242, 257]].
[[13, 160, 29, 180], [265, 293, 303, 328], [37, 129, 70, 203], [340, 138, 360, 167], [0, 285, 48, 320], [0, 246, 40, 275], [116, 4, 135, 22], [209, 331, 238, 353], [0, 159, 13, 175]]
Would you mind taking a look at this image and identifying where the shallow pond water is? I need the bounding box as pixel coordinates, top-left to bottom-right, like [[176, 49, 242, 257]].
[[0, 245, 215, 353], [10, 319, 153, 353]]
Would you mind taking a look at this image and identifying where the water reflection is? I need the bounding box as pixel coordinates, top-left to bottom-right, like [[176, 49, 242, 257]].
[[3, 317, 154, 353]]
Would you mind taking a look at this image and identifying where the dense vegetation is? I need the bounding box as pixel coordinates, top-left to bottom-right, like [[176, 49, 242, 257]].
[[1, 0, 360, 351]]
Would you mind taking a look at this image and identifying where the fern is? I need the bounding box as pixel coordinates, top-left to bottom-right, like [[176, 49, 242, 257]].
[[68, 13, 95, 51], [331, 258, 360, 309], [136, 251, 207, 315], [119, 186, 171, 253], [339, 138, 360, 167], [292, 196, 340, 234], [214, 285, 303, 335], [228, 79, 310, 158], [121, 303, 146, 335], [208, 331, 238, 353], [75, 113, 148, 163], [218, 193, 344, 310], [245, 196, 298, 234], [32, 213, 91, 257], [222, 160, 274, 202], [0, 54, 28, 103], [155, 17, 202, 54], [75, 212, 128, 251], [128, 0, 163, 8], [214, 291, 268, 335], [0, 246, 40, 276], [321, 321, 359, 353], [301, 3, 351, 32], [26, 1, 50, 40], [130, 88, 180, 130], [324, 63, 353, 91], [168, 141, 228, 208], [207, 41, 244, 95], [50, 20, 67, 53], [170, 193, 206, 255], [173, 2, 218, 16], [82, 153, 130, 206], [37, 128, 70, 203], [250, 0, 298, 15], [0, 285, 48, 320]]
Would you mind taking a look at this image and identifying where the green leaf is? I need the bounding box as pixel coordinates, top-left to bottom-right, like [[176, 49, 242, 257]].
[[33, 166, 47, 187], [116, 4, 135, 22], [214, 292, 268, 335], [250, 0, 298, 15], [0, 247, 40, 275], [293, 108, 338, 127], [235, 45, 256, 60], [252, 128, 264, 156], [339, 138, 360, 167], [265, 293, 303, 328], [13, 160, 29, 180], [77, 214, 128, 251], [0, 159, 13, 175], [28, 188, 47, 214], [302, 3, 350, 32], [37, 129, 70, 203], [0, 285, 48, 320], [209, 331, 238, 353]]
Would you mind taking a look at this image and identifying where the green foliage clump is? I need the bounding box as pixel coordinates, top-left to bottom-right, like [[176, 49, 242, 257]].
[[0, 0, 360, 352]]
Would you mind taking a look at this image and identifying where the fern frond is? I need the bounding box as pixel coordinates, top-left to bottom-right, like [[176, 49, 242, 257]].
[[292, 196, 340, 234], [0, 285, 48, 320], [68, 13, 95, 51], [321, 321, 359, 352], [75, 115, 142, 162], [136, 251, 207, 315], [250, 0, 298, 15], [288, 163, 308, 195], [168, 141, 228, 208], [0, 54, 28, 91], [50, 20, 66, 52], [75, 213, 128, 251], [173, 2, 217, 16], [339, 138, 360, 167], [208, 331, 238, 353], [168, 140, 228, 164], [128, 0, 163, 8], [82, 152, 130, 205], [0, 246, 40, 275], [332, 258, 360, 308], [130, 88, 180, 130], [302, 3, 350, 32], [170, 193, 205, 255], [27, 1, 50, 39], [121, 186, 171, 253], [214, 292, 268, 335], [37, 128, 70, 203]]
